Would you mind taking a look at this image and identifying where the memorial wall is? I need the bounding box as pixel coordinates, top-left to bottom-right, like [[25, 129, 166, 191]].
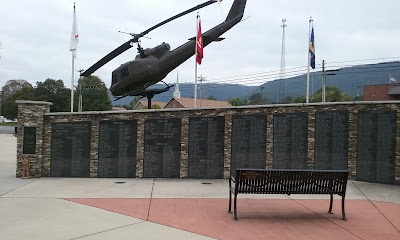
[[16, 101, 400, 185]]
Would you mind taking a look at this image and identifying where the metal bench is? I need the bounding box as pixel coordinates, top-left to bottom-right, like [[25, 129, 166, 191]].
[[229, 168, 349, 220]]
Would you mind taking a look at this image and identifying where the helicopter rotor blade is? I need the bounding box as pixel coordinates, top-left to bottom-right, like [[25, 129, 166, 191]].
[[81, 40, 132, 77], [81, 0, 217, 77], [136, 0, 217, 40]]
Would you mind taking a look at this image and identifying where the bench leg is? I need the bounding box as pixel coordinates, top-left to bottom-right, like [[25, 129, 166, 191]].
[[234, 194, 238, 220], [341, 195, 346, 221], [229, 189, 232, 213], [328, 193, 333, 214]]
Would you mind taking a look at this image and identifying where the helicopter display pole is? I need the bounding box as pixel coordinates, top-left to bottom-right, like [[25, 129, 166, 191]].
[[70, 3, 79, 112]]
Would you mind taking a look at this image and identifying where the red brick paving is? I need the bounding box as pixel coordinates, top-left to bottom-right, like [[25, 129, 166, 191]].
[[65, 198, 400, 240], [372, 201, 400, 232], [66, 198, 150, 220]]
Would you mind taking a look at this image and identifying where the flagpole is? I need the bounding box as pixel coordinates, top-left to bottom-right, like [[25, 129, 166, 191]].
[[70, 3, 79, 112], [194, 13, 199, 108], [70, 3, 76, 112], [71, 54, 75, 112], [306, 17, 312, 103]]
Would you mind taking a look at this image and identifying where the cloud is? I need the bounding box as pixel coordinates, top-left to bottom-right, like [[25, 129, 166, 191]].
[[0, 0, 399, 91]]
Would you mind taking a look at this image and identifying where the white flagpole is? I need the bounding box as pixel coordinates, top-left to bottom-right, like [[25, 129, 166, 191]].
[[70, 3, 79, 112], [71, 55, 75, 112], [194, 14, 199, 108], [306, 17, 312, 103]]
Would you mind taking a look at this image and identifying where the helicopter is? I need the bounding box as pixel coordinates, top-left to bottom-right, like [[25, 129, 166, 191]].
[[81, 0, 247, 101]]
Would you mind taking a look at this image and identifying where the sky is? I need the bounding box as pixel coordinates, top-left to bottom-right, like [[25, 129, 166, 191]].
[[1, 0, 400, 90]]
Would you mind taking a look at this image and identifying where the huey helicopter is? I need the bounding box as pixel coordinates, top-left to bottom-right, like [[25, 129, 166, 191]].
[[81, 0, 247, 103]]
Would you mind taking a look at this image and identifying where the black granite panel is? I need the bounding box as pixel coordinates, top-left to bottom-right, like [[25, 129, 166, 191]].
[[143, 118, 181, 178], [98, 120, 137, 178], [357, 110, 396, 184], [50, 122, 91, 177], [273, 113, 308, 169], [231, 115, 267, 175], [188, 116, 225, 178]]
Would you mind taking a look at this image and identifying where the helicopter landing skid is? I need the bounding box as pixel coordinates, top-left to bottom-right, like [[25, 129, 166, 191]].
[[113, 83, 174, 109]]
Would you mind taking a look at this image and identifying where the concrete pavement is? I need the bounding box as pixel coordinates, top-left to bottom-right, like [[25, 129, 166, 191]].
[[0, 133, 399, 240], [0, 126, 15, 135]]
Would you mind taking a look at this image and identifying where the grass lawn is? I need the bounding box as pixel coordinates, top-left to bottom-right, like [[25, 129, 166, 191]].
[[0, 122, 17, 127]]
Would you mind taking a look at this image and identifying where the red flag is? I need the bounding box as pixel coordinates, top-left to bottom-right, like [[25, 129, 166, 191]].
[[196, 18, 203, 64]]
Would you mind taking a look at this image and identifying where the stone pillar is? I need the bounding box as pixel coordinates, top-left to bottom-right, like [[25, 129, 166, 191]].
[[16, 100, 52, 178]]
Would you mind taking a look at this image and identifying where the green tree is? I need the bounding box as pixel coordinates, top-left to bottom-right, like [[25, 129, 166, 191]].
[[2, 85, 35, 119], [353, 95, 362, 101], [311, 86, 352, 103], [228, 97, 251, 106], [292, 96, 306, 103], [281, 96, 293, 104], [1, 80, 32, 98], [207, 95, 216, 100], [77, 76, 112, 111], [35, 79, 70, 112], [1, 80, 32, 117], [249, 93, 267, 105]]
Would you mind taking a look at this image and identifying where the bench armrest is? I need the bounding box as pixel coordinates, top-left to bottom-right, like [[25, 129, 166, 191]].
[[229, 176, 235, 189], [230, 176, 235, 183]]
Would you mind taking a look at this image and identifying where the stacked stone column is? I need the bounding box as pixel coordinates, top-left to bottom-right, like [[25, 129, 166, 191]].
[[16, 100, 52, 178]]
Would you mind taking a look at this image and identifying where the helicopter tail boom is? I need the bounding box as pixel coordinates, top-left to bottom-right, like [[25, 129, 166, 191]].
[[225, 0, 247, 22]]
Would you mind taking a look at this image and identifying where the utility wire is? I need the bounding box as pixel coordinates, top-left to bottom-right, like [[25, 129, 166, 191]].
[[175, 60, 400, 91], [176, 66, 400, 93]]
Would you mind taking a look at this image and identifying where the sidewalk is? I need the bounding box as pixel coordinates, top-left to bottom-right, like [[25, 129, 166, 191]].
[[1, 134, 399, 240]]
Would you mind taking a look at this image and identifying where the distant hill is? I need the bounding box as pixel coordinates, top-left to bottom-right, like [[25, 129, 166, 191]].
[[111, 61, 400, 106], [260, 61, 400, 102]]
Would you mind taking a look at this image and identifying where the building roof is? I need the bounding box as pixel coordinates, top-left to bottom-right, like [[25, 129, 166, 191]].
[[387, 86, 400, 95], [166, 97, 231, 108], [111, 106, 127, 111], [134, 100, 167, 109]]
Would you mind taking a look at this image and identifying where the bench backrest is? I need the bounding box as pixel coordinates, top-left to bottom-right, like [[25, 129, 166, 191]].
[[235, 169, 348, 195]]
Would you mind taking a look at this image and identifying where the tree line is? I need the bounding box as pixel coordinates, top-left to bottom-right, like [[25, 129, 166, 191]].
[[1, 76, 353, 119], [0, 76, 112, 119], [228, 86, 352, 106]]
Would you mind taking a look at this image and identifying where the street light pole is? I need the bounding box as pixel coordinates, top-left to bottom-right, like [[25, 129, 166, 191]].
[[198, 75, 204, 107], [77, 69, 84, 112], [0, 91, 2, 117], [357, 85, 363, 101], [322, 60, 326, 102], [321, 60, 338, 103]]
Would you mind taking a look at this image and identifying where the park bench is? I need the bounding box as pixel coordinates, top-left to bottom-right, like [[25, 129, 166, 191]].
[[229, 168, 349, 221]]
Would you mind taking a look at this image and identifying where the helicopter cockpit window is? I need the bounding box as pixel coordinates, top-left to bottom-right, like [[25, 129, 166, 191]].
[[120, 67, 129, 79], [112, 73, 117, 85]]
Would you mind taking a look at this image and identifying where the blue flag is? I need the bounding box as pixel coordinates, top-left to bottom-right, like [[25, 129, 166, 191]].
[[309, 27, 315, 69]]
